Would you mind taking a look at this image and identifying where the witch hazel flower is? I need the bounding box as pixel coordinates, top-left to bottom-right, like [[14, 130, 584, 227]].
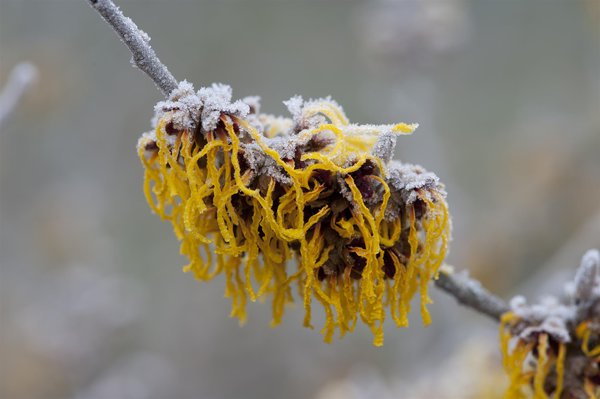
[[136, 81, 451, 346], [500, 249, 600, 398]]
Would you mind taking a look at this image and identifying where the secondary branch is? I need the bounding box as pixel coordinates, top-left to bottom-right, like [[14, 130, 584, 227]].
[[86, 0, 178, 96], [434, 265, 509, 321]]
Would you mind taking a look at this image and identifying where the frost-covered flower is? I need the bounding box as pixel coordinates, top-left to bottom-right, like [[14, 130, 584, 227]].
[[137, 81, 450, 346], [500, 249, 600, 398]]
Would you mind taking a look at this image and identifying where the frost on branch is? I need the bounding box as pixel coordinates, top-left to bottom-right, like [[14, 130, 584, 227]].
[[137, 81, 451, 346], [500, 249, 600, 398], [152, 81, 250, 132]]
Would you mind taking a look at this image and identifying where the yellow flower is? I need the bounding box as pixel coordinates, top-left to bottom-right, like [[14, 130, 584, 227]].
[[137, 82, 450, 346], [500, 312, 567, 399]]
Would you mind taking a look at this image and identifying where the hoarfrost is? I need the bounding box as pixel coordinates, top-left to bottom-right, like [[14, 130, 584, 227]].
[[153, 81, 250, 133], [371, 129, 397, 163], [508, 250, 600, 344], [136, 130, 156, 154], [574, 249, 600, 303], [510, 295, 574, 343], [387, 161, 443, 203], [242, 96, 261, 114], [154, 80, 201, 131], [283, 95, 304, 127], [197, 83, 249, 132]]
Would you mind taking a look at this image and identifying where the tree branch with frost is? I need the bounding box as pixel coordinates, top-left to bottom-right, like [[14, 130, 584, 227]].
[[85, 0, 512, 326], [435, 265, 509, 321], [0, 62, 38, 127], [86, 0, 178, 96]]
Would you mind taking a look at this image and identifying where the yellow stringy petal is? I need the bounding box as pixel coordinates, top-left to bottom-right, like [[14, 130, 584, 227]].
[[500, 313, 567, 399]]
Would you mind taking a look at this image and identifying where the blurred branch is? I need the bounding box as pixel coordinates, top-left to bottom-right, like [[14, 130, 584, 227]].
[[85, 0, 178, 96], [434, 265, 509, 321], [0, 62, 38, 127]]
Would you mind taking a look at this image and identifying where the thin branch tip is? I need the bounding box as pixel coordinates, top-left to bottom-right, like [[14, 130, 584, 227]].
[[86, 0, 178, 96]]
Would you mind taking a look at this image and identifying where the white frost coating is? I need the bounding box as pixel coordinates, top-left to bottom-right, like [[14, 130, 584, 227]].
[[371, 129, 397, 164], [242, 96, 261, 114], [574, 249, 600, 303], [387, 161, 444, 203], [136, 130, 160, 160], [138, 28, 151, 44], [511, 296, 574, 324], [257, 114, 293, 137], [240, 141, 293, 185], [197, 83, 249, 132], [343, 123, 417, 136], [284, 95, 347, 130], [283, 95, 304, 126], [239, 128, 335, 185], [154, 80, 201, 131], [147, 84, 447, 218], [510, 295, 574, 343], [301, 96, 346, 120], [508, 250, 600, 344], [88, 0, 178, 95], [136, 130, 155, 149], [153, 81, 250, 133], [520, 316, 572, 343]]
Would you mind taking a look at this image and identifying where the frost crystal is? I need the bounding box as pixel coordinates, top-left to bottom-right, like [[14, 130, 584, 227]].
[[196, 83, 249, 132], [371, 128, 397, 163], [387, 162, 444, 204], [510, 295, 573, 343], [153, 81, 250, 133], [153, 80, 200, 131], [574, 249, 600, 303], [283, 95, 304, 127]]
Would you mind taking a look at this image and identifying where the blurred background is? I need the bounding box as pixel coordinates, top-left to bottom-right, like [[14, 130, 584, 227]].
[[1, 0, 598, 398]]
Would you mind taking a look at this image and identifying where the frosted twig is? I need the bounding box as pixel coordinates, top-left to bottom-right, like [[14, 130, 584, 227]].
[[573, 249, 599, 304], [434, 265, 509, 321], [0, 62, 38, 127], [86, 0, 178, 96]]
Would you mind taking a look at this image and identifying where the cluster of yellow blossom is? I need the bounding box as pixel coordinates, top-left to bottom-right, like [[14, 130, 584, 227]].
[[500, 313, 567, 398], [137, 82, 450, 345], [500, 249, 600, 398]]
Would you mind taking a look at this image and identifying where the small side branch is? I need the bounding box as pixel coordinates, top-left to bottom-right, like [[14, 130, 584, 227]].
[[434, 265, 509, 321], [86, 0, 178, 96], [0, 62, 38, 128]]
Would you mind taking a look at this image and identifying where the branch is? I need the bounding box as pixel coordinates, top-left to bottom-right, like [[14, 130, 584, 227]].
[[86, 0, 178, 96], [0, 62, 38, 128], [86, 0, 510, 327], [434, 265, 509, 321]]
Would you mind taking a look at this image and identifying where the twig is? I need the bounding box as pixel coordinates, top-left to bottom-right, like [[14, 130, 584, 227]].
[[434, 265, 509, 321], [86, 0, 178, 96], [0, 62, 38, 128], [86, 0, 512, 325]]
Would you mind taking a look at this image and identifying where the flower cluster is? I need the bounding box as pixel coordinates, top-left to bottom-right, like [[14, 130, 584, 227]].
[[500, 249, 600, 398], [137, 81, 450, 345]]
